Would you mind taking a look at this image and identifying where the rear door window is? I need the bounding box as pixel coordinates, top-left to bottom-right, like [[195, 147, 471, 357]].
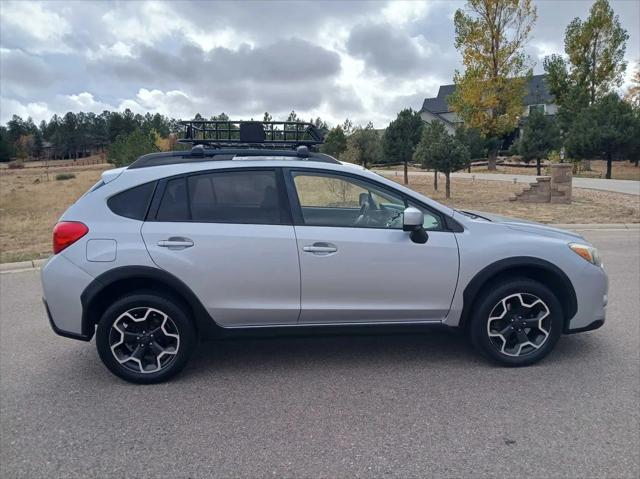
[[156, 177, 189, 221], [188, 170, 283, 224], [154, 169, 286, 224]]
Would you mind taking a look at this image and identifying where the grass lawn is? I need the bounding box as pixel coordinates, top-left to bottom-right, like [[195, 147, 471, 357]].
[[391, 175, 639, 225], [1, 163, 638, 263], [0, 164, 110, 263]]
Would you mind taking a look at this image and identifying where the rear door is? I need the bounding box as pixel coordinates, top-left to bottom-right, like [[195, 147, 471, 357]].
[[141, 168, 301, 327]]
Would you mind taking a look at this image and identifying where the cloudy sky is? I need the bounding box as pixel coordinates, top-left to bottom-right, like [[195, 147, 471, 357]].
[[1, 0, 638, 127]]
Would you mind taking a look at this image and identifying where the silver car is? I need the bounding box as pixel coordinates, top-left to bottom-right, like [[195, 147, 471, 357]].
[[41, 121, 608, 383]]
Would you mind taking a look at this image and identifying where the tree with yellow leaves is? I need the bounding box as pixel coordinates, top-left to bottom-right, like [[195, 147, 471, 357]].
[[449, 0, 537, 170], [626, 66, 640, 108]]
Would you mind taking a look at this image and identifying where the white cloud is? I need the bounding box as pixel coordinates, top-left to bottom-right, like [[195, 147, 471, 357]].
[[100, 1, 173, 47], [1, 1, 71, 53], [185, 27, 240, 52], [117, 88, 199, 119], [622, 59, 638, 93], [63, 92, 113, 112], [0, 97, 53, 124], [100, 1, 240, 52], [86, 42, 134, 61], [532, 41, 562, 61], [381, 0, 431, 26], [0, 0, 638, 129]]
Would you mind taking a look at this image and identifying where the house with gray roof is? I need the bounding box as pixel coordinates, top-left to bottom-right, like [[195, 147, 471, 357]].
[[419, 74, 557, 139]]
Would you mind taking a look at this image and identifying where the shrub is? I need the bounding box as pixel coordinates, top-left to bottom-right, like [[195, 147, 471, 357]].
[[7, 160, 24, 169], [55, 173, 76, 181], [108, 129, 159, 167], [413, 121, 470, 198]]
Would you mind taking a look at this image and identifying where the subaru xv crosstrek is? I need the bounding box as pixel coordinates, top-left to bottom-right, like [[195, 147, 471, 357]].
[[41, 120, 608, 383]]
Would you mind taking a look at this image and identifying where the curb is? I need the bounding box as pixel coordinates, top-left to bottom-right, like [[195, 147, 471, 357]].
[[551, 223, 640, 230], [0, 258, 47, 273], [1, 223, 638, 274]]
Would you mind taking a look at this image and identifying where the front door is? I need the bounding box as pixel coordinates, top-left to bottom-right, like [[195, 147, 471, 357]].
[[142, 168, 300, 327], [288, 169, 459, 324]]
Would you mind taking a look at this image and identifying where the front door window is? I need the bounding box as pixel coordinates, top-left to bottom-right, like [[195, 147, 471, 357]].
[[292, 171, 406, 229], [292, 171, 442, 230]]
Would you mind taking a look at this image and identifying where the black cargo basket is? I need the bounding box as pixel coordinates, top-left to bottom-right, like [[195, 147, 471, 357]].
[[179, 120, 325, 148]]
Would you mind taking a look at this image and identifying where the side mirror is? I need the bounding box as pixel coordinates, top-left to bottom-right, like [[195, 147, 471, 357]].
[[402, 207, 424, 232], [403, 207, 428, 244]]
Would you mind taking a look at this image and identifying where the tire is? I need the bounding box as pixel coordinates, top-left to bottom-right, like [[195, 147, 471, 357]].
[[469, 278, 563, 366], [96, 292, 196, 384]]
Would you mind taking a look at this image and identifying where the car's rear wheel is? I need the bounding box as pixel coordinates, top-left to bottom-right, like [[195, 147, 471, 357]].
[[470, 278, 563, 366], [96, 293, 196, 383]]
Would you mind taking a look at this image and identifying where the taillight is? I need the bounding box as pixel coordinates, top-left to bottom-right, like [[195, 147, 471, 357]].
[[53, 221, 89, 254]]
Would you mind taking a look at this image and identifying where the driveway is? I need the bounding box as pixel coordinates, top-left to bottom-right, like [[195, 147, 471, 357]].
[[375, 170, 640, 195], [1, 229, 639, 478]]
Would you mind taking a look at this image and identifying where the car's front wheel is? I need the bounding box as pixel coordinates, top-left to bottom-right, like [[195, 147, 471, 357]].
[[470, 278, 563, 366], [96, 293, 196, 383]]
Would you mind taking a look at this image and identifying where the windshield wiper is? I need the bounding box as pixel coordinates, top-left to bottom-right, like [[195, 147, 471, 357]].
[[456, 210, 492, 221]]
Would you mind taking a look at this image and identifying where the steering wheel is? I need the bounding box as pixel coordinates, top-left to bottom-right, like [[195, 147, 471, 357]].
[[354, 196, 373, 226], [383, 209, 404, 228]]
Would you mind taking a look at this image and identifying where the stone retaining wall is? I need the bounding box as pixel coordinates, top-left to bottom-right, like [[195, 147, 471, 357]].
[[511, 163, 572, 204]]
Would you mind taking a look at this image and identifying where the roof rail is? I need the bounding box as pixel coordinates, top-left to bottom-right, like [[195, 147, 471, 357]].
[[179, 119, 325, 148], [189, 143, 311, 158], [127, 148, 340, 169]]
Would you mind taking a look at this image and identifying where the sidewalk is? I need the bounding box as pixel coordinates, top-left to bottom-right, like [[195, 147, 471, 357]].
[[375, 170, 640, 196]]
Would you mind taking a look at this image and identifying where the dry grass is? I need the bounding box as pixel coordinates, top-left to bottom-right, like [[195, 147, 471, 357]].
[[0, 154, 107, 169], [391, 175, 640, 224], [1, 163, 638, 263], [0, 164, 110, 263], [470, 160, 640, 181]]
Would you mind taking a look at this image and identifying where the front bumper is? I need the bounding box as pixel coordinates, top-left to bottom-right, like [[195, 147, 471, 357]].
[[565, 262, 608, 333]]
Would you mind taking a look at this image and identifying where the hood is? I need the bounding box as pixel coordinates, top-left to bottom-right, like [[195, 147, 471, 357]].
[[464, 210, 586, 241]]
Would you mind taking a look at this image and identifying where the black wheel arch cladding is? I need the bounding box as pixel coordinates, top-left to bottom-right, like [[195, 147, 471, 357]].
[[460, 256, 577, 331], [81, 265, 221, 340]]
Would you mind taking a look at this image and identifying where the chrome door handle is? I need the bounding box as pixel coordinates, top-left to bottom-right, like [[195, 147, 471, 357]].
[[157, 237, 194, 250], [303, 242, 337, 254]]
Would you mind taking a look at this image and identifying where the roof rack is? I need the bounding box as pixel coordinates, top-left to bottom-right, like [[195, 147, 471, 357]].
[[178, 120, 325, 148]]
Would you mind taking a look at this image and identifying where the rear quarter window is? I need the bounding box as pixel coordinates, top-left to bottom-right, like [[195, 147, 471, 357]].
[[107, 182, 156, 220]]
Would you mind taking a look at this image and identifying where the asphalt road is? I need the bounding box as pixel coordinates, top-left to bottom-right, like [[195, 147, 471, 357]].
[[1, 229, 639, 478]]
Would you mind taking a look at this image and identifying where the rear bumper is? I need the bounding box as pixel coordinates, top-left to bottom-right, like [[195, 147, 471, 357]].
[[43, 298, 92, 341], [41, 254, 96, 341], [566, 318, 605, 334]]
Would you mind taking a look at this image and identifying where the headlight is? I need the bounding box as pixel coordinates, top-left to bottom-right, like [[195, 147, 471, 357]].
[[569, 243, 602, 266]]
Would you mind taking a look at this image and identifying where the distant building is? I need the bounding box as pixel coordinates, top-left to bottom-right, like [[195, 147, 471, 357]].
[[419, 74, 557, 146], [41, 140, 53, 160]]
